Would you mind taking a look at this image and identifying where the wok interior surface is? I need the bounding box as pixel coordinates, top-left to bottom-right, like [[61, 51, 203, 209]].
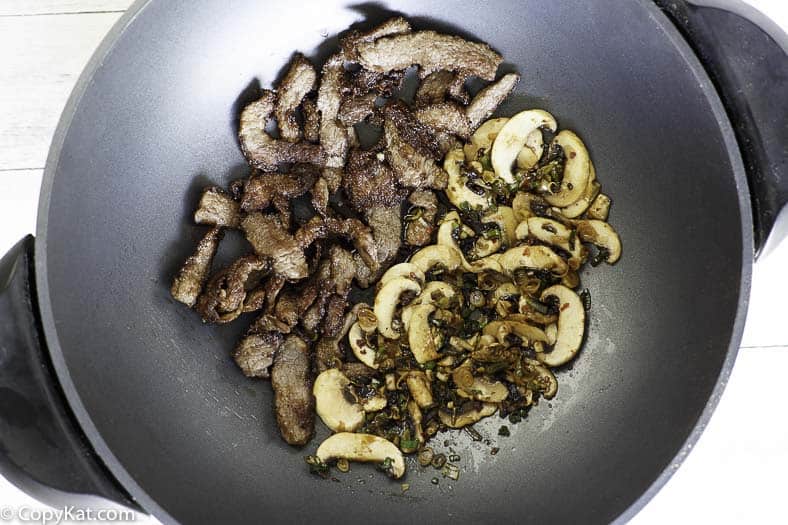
[[37, 0, 748, 523]]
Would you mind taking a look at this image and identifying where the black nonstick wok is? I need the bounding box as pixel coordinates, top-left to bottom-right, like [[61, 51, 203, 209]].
[[1, 0, 786, 523]]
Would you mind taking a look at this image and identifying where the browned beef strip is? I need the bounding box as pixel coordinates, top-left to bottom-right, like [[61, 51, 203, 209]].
[[274, 53, 317, 142], [171, 227, 223, 307], [383, 102, 447, 190], [466, 73, 520, 131], [343, 148, 406, 212], [344, 68, 405, 99], [301, 95, 320, 143], [194, 187, 240, 228], [414, 101, 471, 139], [404, 190, 438, 246], [310, 176, 329, 217], [317, 54, 348, 168], [241, 213, 309, 280], [240, 170, 317, 212], [196, 255, 269, 323], [337, 92, 378, 126], [356, 31, 502, 80], [414, 70, 455, 106], [271, 335, 314, 445], [353, 204, 402, 288], [239, 90, 325, 171], [340, 17, 413, 61], [233, 331, 283, 379]]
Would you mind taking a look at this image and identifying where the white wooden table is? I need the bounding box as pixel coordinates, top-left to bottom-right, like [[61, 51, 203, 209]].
[[0, 1, 786, 523]]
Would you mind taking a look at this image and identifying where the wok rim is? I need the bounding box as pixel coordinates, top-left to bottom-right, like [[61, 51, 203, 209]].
[[33, 0, 754, 522]]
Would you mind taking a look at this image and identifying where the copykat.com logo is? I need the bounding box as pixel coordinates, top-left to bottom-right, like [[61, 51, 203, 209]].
[[0, 506, 135, 525]]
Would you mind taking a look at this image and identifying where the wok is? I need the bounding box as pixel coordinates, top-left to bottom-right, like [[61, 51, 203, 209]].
[[0, 0, 786, 523]]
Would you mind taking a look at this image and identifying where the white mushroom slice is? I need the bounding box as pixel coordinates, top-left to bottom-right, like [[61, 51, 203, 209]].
[[526, 217, 583, 269], [515, 129, 544, 170], [498, 245, 568, 277], [415, 281, 460, 308], [511, 191, 547, 222], [407, 304, 441, 363], [466, 253, 504, 274], [407, 400, 425, 443], [574, 219, 622, 264], [561, 163, 599, 218], [537, 285, 584, 367], [525, 359, 558, 399], [313, 369, 364, 432], [483, 320, 548, 345], [515, 220, 529, 240], [362, 391, 387, 412], [457, 376, 509, 402], [463, 117, 509, 163], [588, 193, 611, 221], [379, 262, 425, 287], [406, 371, 434, 408], [316, 433, 405, 479], [482, 206, 517, 247], [438, 403, 497, 428], [545, 323, 558, 345], [437, 211, 474, 269], [348, 322, 378, 369], [444, 148, 491, 211], [471, 236, 502, 259], [544, 130, 591, 207], [491, 109, 557, 184], [374, 277, 421, 339], [409, 244, 462, 274]]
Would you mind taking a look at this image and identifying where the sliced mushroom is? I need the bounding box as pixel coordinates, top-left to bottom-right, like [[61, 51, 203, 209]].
[[575, 219, 621, 264], [514, 220, 529, 240], [511, 191, 546, 222], [513, 299, 559, 325], [498, 245, 569, 277], [561, 162, 599, 218], [491, 109, 558, 184], [482, 205, 517, 247], [409, 244, 462, 274], [438, 402, 497, 428], [374, 277, 421, 339], [537, 285, 585, 367], [526, 217, 583, 269], [379, 262, 425, 287], [348, 322, 378, 369], [407, 304, 442, 363], [463, 117, 508, 163], [407, 400, 425, 443], [466, 253, 504, 274], [543, 130, 591, 207], [588, 193, 611, 221], [483, 319, 548, 345], [414, 281, 460, 308], [524, 359, 558, 399], [313, 369, 365, 432], [545, 323, 558, 345], [362, 390, 388, 412], [444, 148, 491, 211], [516, 130, 544, 170], [457, 376, 509, 403], [406, 371, 435, 408], [316, 433, 405, 479]]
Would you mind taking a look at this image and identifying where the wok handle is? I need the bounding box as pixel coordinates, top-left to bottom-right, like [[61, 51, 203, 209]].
[[0, 236, 139, 510], [656, 0, 788, 258]]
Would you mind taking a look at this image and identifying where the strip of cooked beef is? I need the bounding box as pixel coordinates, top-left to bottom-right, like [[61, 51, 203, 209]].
[[314, 304, 361, 373], [261, 273, 286, 313], [240, 170, 317, 212], [301, 259, 333, 334], [344, 68, 405, 99], [342, 362, 379, 381], [273, 258, 328, 328], [233, 331, 283, 379], [317, 54, 348, 168], [414, 102, 471, 139], [271, 335, 314, 445], [301, 95, 320, 143], [242, 286, 267, 313], [383, 102, 448, 190], [310, 176, 329, 217], [353, 204, 402, 288], [320, 245, 358, 338], [324, 217, 379, 271], [346, 126, 360, 148], [434, 130, 464, 156], [274, 54, 317, 142], [337, 92, 378, 126], [196, 255, 269, 323], [241, 213, 309, 280], [249, 312, 291, 334], [321, 166, 344, 193], [239, 90, 325, 171], [448, 73, 470, 104], [404, 190, 438, 246], [194, 187, 240, 228], [171, 227, 223, 307], [356, 31, 503, 80], [466, 72, 520, 131], [343, 148, 406, 212], [340, 16, 413, 61], [414, 70, 455, 106]]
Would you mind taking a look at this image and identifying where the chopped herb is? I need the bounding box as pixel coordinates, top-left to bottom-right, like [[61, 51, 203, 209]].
[[431, 453, 447, 469], [498, 425, 511, 437], [336, 458, 350, 473], [443, 463, 461, 480], [449, 454, 461, 462], [418, 448, 435, 467], [579, 288, 592, 311], [401, 483, 410, 492], [431, 477, 440, 485], [400, 438, 419, 453], [464, 426, 483, 441], [305, 455, 330, 478], [377, 457, 395, 475]]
